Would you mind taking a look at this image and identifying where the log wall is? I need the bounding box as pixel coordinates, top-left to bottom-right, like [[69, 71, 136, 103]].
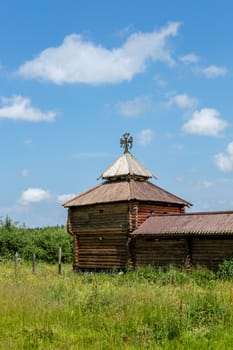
[[69, 203, 129, 234], [74, 234, 129, 270], [136, 202, 185, 228], [132, 236, 233, 271], [69, 203, 130, 270], [68, 201, 186, 270], [132, 237, 187, 267], [192, 237, 233, 271]]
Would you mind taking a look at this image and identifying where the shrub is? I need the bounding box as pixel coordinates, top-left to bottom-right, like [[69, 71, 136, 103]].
[[0, 217, 72, 263], [217, 255, 233, 280]]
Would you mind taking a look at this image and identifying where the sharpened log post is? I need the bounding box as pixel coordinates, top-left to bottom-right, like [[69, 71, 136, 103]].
[[58, 247, 62, 275], [32, 253, 36, 274], [185, 238, 192, 271], [14, 252, 19, 274]]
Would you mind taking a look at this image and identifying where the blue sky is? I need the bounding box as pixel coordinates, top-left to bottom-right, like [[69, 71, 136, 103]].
[[1, 0, 233, 226]]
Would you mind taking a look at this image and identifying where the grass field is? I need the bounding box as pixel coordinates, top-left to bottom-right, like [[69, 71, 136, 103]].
[[1, 263, 233, 349]]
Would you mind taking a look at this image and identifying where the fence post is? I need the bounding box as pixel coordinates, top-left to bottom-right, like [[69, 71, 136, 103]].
[[32, 253, 36, 274], [58, 247, 62, 275], [14, 252, 19, 274]]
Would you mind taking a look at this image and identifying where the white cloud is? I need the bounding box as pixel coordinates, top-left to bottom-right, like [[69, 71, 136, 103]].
[[116, 96, 152, 117], [182, 108, 228, 136], [18, 188, 51, 205], [200, 65, 228, 78], [17, 22, 180, 85], [179, 53, 199, 64], [57, 194, 75, 203], [167, 93, 198, 109], [137, 129, 154, 146], [0, 95, 56, 122], [214, 141, 233, 172]]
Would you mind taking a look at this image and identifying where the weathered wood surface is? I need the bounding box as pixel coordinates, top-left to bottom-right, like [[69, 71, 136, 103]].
[[69, 203, 129, 234], [73, 234, 129, 270], [132, 237, 186, 267], [68, 200, 187, 270], [192, 237, 233, 270], [136, 202, 185, 228], [132, 236, 233, 270]]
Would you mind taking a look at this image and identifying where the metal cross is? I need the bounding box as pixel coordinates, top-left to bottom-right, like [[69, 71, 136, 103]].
[[120, 133, 133, 153]]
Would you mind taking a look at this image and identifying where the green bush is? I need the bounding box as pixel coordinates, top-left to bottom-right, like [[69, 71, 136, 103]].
[[0, 216, 72, 263], [217, 255, 233, 280]]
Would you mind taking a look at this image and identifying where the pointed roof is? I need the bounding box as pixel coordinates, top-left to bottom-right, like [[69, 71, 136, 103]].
[[98, 151, 156, 181], [98, 132, 156, 181], [63, 179, 191, 207], [63, 132, 192, 208]]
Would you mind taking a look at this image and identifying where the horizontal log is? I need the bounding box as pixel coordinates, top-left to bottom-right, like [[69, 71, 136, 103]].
[[78, 262, 126, 267], [79, 252, 127, 257], [78, 258, 127, 262], [78, 244, 128, 248]]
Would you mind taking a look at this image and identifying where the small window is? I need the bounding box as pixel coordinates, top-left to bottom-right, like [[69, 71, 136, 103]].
[[99, 209, 104, 214]]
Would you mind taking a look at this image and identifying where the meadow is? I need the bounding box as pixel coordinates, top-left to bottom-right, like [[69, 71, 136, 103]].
[[1, 263, 233, 350]]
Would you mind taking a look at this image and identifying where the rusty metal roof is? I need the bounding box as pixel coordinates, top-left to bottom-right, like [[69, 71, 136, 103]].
[[132, 211, 233, 236], [63, 179, 191, 207], [98, 152, 156, 180]]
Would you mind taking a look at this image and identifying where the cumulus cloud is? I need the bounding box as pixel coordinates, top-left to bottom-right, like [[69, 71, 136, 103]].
[[214, 141, 233, 172], [179, 53, 199, 64], [167, 93, 198, 109], [116, 95, 152, 117], [200, 65, 228, 78], [17, 22, 180, 85], [0, 95, 56, 122], [137, 129, 154, 146], [182, 108, 228, 136], [18, 188, 51, 205]]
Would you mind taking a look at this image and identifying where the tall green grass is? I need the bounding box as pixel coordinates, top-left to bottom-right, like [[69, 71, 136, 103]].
[[1, 264, 233, 349]]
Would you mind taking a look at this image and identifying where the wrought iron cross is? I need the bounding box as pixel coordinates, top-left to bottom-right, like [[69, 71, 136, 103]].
[[120, 133, 133, 153]]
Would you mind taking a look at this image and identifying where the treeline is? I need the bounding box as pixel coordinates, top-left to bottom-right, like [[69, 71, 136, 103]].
[[0, 216, 72, 263]]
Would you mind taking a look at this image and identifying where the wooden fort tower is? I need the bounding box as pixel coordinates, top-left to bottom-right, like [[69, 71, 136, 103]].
[[63, 133, 191, 271]]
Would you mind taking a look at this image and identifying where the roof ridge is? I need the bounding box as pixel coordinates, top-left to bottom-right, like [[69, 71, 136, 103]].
[[129, 179, 134, 199]]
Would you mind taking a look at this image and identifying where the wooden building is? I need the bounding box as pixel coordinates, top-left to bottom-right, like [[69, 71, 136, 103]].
[[131, 211, 233, 271], [64, 133, 233, 271], [63, 133, 191, 271]]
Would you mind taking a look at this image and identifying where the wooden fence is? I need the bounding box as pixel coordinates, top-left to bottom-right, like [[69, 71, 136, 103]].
[[13, 247, 63, 275]]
